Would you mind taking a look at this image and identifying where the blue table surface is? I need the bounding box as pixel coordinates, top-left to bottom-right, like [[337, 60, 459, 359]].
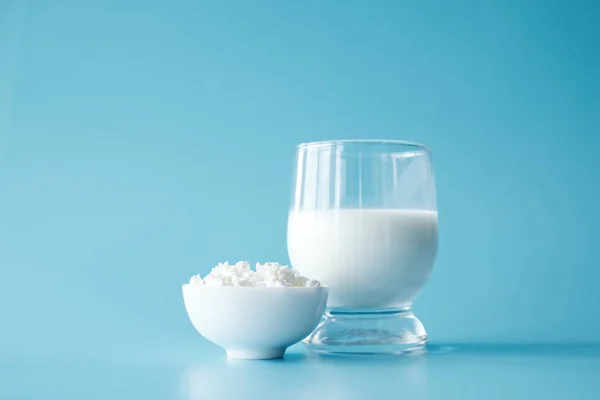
[[3, 342, 599, 399]]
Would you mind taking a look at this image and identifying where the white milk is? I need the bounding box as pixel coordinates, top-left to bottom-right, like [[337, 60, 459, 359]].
[[287, 209, 438, 309]]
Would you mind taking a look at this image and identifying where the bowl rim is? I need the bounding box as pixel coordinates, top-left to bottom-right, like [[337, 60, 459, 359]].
[[182, 283, 328, 290]]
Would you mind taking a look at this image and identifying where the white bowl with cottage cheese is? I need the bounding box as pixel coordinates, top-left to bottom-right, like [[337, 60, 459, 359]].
[[182, 262, 328, 360]]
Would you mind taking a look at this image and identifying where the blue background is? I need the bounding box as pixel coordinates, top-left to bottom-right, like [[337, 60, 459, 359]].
[[1, 0, 598, 398]]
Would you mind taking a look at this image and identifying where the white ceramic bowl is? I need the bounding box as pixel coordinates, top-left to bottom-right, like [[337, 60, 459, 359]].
[[182, 285, 328, 359]]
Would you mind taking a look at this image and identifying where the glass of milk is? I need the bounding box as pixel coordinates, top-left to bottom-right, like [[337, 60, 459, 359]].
[[287, 140, 438, 354]]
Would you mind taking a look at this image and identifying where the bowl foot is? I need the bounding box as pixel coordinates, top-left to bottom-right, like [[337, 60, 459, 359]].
[[226, 347, 286, 360], [303, 308, 427, 355]]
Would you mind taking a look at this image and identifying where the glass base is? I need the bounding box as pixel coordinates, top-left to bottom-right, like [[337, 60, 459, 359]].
[[303, 308, 427, 355]]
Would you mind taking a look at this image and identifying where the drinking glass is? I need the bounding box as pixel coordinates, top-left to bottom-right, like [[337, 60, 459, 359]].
[[287, 140, 438, 354]]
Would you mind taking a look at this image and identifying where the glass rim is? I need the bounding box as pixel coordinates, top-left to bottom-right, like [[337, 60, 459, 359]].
[[296, 139, 430, 152]]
